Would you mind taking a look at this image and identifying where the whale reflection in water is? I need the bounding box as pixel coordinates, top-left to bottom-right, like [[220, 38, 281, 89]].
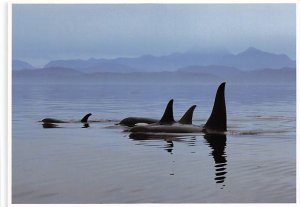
[[204, 134, 227, 187], [129, 132, 228, 184], [42, 123, 90, 129], [42, 123, 61, 128], [128, 132, 196, 153]]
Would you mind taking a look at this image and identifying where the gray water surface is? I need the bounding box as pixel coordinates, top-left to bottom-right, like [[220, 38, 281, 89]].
[[12, 83, 296, 203]]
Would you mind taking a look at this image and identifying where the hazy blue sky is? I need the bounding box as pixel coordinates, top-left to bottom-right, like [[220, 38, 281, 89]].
[[13, 4, 296, 66]]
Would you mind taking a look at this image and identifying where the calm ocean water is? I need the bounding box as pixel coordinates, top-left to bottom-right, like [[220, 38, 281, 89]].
[[12, 82, 296, 203]]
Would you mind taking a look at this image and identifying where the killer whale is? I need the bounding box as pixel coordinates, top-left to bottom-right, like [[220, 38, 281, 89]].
[[119, 117, 158, 127], [119, 99, 174, 127], [42, 113, 92, 123], [119, 99, 196, 127], [130, 82, 226, 134]]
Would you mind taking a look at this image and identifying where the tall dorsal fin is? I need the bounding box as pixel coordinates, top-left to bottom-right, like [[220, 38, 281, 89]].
[[81, 113, 92, 122], [204, 82, 227, 132], [159, 99, 175, 124], [178, 105, 197, 124]]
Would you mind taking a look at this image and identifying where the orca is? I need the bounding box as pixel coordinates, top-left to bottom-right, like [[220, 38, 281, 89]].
[[129, 82, 227, 134], [129, 123, 203, 133], [119, 117, 159, 127], [119, 100, 196, 127], [119, 99, 174, 127], [42, 113, 92, 123]]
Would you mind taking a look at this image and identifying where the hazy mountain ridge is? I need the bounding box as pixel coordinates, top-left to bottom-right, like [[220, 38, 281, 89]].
[[219, 47, 294, 70], [41, 47, 295, 73], [177, 65, 243, 79], [13, 67, 83, 81], [12, 59, 35, 71], [12, 47, 296, 84]]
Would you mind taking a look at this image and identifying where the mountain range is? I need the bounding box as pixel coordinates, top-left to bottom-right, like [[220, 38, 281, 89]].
[[13, 47, 295, 73], [12, 47, 296, 84]]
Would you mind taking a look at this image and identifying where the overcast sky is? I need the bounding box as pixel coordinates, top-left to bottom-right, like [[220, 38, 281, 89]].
[[12, 4, 296, 67]]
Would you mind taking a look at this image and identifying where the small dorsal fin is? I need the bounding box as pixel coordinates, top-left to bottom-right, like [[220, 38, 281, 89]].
[[159, 99, 175, 124], [178, 105, 197, 124], [81, 113, 92, 122], [204, 82, 227, 132]]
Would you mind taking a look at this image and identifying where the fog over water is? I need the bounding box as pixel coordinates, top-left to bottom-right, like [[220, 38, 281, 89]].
[[12, 4, 296, 66]]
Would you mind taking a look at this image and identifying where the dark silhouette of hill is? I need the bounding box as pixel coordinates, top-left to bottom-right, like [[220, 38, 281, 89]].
[[110, 50, 230, 72], [12, 59, 35, 71], [177, 65, 243, 79], [219, 47, 295, 70], [236, 67, 296, 83], [13, 67, 83, 80], [13, 66, 295, 85], [44, 58, 137, 73], [12, 67, 219, 84], [178, 66, 295, 84]]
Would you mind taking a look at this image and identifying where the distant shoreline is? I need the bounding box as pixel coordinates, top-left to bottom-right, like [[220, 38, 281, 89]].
[[12, 67, 295, 85]]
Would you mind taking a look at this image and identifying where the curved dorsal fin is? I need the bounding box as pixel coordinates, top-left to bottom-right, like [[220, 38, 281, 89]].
[[178, 105, 197, 124], [159, 99, 175, 124], [204, 82, 227, 132], [81, 113, 92, 122]]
